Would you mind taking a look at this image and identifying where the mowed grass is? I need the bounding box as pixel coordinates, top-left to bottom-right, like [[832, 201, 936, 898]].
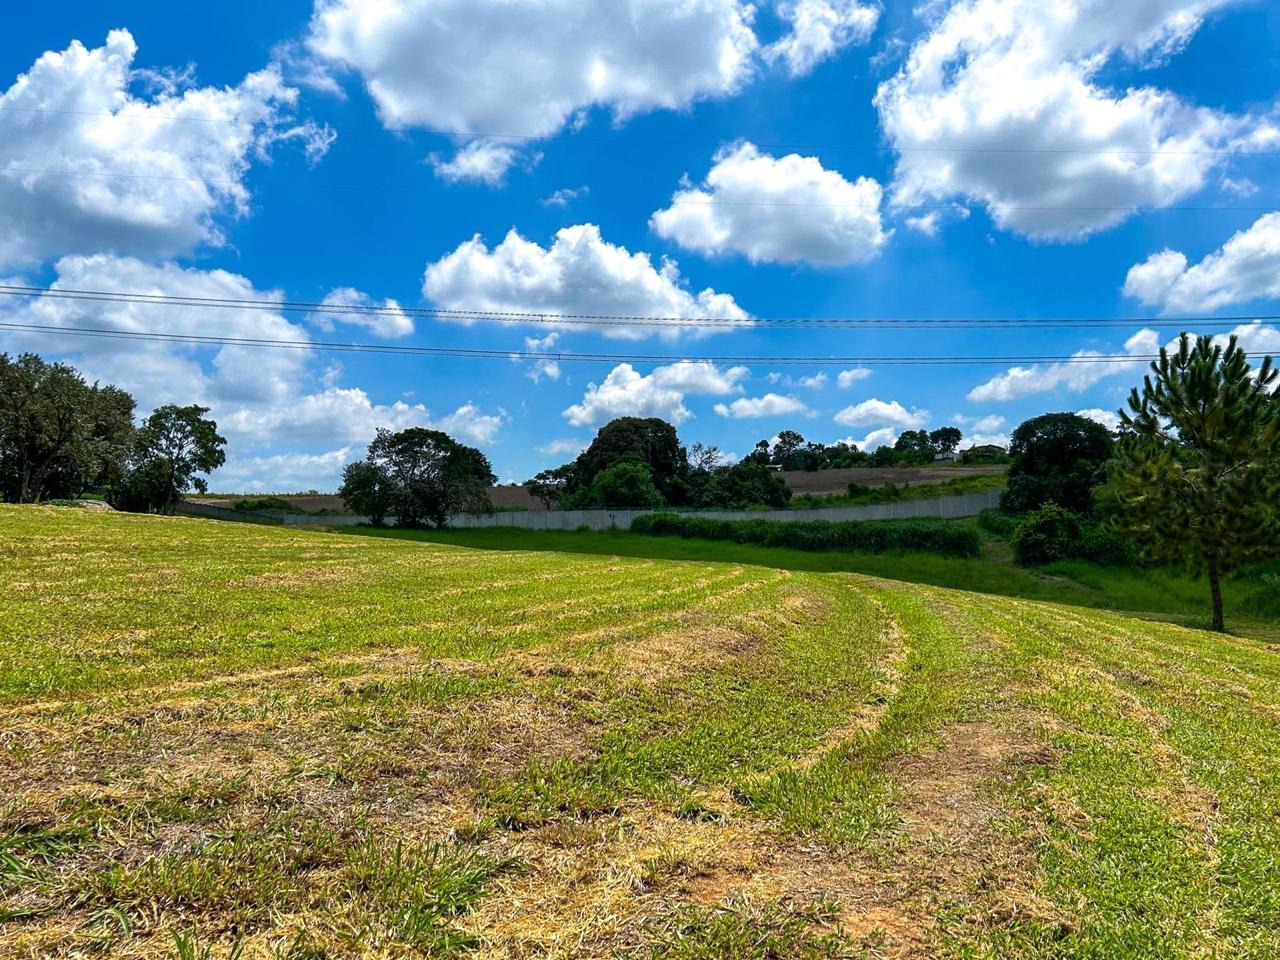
[[2, 506, 1279, 959], [344, 524, 1280, 636]]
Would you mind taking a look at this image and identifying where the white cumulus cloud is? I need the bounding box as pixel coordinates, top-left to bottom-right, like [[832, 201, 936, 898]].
[[834, 397, 928, 428], [1123, 211, 1280, 312], [651, 142, 888, 266], [0, 255, 503, 489], [428, 139, 523, 186], [423, 224, 749, 340], [563, 360, 748, 427], [713, 393, 809, 418], [306, 0, 759, 138], [967, 328, 1160, 402], [764, 0, 880, 76], [313, 287, 414, 338], [874, 0, 1273, 240], [0, 29, 329, 267], [836, 368, 872, 388], [1076, 407, 1122, 431]]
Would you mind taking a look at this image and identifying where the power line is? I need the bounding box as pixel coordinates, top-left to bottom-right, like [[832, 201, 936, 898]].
[[0, 284, 1273, 332], [1, 104, 1275, 159], [0, 318, 1246, 367], [0, 163, 1272, 215]]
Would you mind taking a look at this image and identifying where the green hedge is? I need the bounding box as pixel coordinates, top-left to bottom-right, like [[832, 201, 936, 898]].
[[629, 513, 980, 558]]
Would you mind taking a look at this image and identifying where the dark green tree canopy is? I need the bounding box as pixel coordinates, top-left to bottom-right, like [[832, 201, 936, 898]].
[[930, 427, 963, 458], [122, 405, 227, 513], [0, 353, 137, 503], [338, 460, 393, 527], [343, 427, 496, 528], [565, 456, 665, 509], [1108, 333, 1279, 631], [1002, 412, 1114, 515], [571, 417, 688, 502]]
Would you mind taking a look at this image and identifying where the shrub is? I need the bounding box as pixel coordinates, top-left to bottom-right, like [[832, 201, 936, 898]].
[[1075, 526, 1135, 566], [233, 496, 294, 513], [1012, 504, 1082, 566], [977, 508, 1018, 538], [629, 513, 980, 558]]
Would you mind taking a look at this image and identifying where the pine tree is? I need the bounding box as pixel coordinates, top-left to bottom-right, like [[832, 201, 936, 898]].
[[1109, 333, 1279, 632]]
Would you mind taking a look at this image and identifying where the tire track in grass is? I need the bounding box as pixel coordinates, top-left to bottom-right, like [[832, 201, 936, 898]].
[[952, 595, 1229, 957], [997, 600, 1280, 957]]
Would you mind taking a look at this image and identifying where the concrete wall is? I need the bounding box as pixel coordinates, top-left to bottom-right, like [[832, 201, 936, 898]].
[[235, 488, 1003, 535]]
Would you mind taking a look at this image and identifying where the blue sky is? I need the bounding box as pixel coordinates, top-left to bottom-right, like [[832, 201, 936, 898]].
[[1, 0, 1278, 489]]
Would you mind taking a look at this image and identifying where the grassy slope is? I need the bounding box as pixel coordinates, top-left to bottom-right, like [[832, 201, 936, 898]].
[[1, 505, 1278, 959], [343, 523, 1279, 637]]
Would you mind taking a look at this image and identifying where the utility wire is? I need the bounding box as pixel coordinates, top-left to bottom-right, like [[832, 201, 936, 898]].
[[0, 319, 1246, 367], [0, 284, 1273, 331]]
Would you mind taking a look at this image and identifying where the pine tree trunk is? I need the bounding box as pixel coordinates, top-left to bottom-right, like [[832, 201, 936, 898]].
[[1208, 557, 1225, 633]]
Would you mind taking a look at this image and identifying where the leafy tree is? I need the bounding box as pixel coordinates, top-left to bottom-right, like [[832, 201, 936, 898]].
[[1002, 413, 1114, 515], [1108, 333, 1279, 631], [869, 445, 897, 467], [357, 427, 496, 528], [744, 439, 772, 465], [930, 427, 963, 458], [527, 464, 573, 510], [565, 457, 665, 509], [0, 353, 135, 503], [694, 460, 791, 509], [570, 417, 688, 503], [894, 430, 936, 465], [338, 460, 393, 526], [772, 430, 806, 466], [122, 405, 226, 513]]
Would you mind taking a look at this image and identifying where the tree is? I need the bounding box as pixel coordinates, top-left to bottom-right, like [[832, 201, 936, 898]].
[[122, 405, 226, 513], [1108, 334, 1279, 632], [527, 464, 573, 510], [338, 460, 392, 526], [930, 427, 963, 458], [1002, 413, 1114, 515], [772, 430, 806, 467], [0, 353, 135, 502], [894, 430, 936, 465], [694, 460, 791, 509], [687, 442, 724, 473], [565, 457, 665, 509], [356, 427, 496, 528], [570, 417, 688, 503]]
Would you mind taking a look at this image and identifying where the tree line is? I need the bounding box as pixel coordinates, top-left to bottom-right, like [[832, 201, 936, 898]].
[[0, 353, 227, 512]]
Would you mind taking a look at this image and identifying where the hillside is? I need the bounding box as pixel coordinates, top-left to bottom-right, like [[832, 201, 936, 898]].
[[2, 506, 1277, 958]]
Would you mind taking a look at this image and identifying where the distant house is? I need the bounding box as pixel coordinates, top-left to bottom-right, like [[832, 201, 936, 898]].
[[933, 451, 957, 463]]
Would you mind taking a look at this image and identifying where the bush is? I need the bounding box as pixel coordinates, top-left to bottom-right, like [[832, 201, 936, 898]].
[[629, 513, 980, 558], [233, 495, 295, 513], [977, 508, 1018, 538], [1012, 504, 1082, 566], [1075, 526, 1135, 566]]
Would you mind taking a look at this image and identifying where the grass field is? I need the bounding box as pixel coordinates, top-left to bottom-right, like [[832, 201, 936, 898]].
[[3, 506, 1279, 958]]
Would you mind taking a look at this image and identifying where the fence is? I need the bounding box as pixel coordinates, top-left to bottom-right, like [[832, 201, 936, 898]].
[[441, 489, 1003, 531], [179, 488, 1003, 531]]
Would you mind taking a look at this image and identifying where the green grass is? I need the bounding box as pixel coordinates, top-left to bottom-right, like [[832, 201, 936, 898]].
[[341, 523, 1279, 636], [2, 504, 1279, 958]]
